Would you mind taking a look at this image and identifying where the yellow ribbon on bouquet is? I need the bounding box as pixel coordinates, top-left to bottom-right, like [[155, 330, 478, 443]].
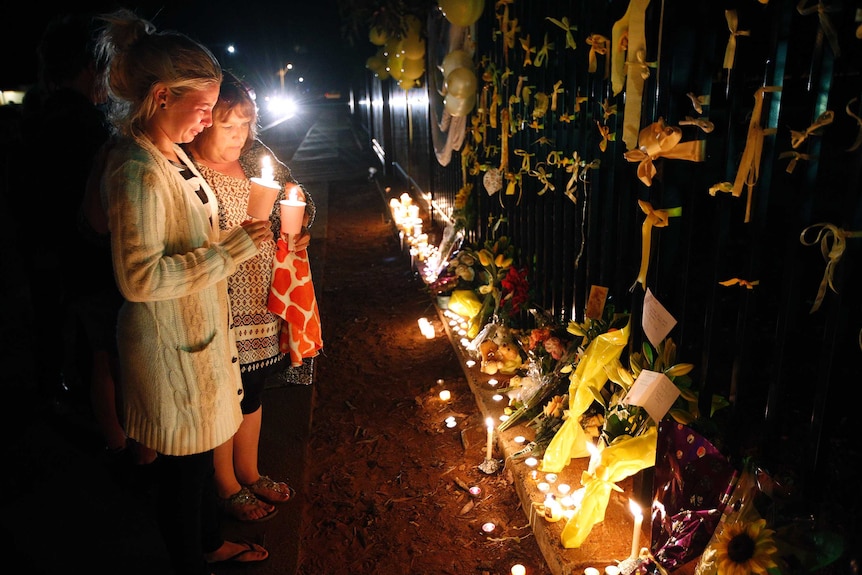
[[540, 320, 631, 473], [560, 427, 657, 548], [623, 118, 706, 186]]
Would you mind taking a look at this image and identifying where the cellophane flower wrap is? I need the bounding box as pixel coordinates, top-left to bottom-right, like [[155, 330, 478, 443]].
[[540, 319, 632, 473], [649, 419, 737, 572]]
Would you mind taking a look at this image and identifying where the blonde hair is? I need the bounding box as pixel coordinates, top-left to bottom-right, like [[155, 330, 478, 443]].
[[96, 8, 222, 138]]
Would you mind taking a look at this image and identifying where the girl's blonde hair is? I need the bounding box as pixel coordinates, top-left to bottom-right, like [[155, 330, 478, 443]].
[[96, 8, 222, 138]]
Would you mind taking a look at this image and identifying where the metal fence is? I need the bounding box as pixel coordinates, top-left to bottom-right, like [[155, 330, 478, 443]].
[[353, 0, 862, 544]]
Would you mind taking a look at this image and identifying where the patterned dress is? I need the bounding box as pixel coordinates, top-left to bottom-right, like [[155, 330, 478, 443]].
[[197, 163, 284, 374]]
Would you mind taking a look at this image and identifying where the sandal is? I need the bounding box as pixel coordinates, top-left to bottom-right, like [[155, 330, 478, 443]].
[[206, 539, 269, 564], [244, 475, 296, 504], [220, 487, 278, 522]]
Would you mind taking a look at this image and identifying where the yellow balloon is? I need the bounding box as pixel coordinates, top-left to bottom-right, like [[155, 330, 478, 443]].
[[369, 26, 388, 46], [441, 49, 473, 78], [399, 78, 416, 91], [402, 32, 426, 60], [387, 51, 405, 80], [383, 37, 404, 58], [438, 0, 485, 27], [445, 66, 476, 98], [401, 57, 425, 81], [444, 93, 475, 117]]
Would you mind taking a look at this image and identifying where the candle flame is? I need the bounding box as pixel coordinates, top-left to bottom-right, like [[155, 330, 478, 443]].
[[261, 155, 274, 181], [628, 498, 643, 518], [485, 416, 494, 429]]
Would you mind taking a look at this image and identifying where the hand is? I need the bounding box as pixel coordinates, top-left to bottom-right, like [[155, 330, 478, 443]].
[[240, 218, 273, 249], [282, 227, 311, 251]]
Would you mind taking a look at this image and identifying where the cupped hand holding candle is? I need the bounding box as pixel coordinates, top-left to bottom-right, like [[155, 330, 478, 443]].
[[280, 183, 307, 236]]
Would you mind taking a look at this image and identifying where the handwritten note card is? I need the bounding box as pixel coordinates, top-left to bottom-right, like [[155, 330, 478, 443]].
[[642, 288, 676, 348], [624, 369, 680, 423]]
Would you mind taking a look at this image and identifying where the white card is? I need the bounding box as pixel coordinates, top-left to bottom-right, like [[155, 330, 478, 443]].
[[642, 288, 677, 348], [624, 369, 680, 423]]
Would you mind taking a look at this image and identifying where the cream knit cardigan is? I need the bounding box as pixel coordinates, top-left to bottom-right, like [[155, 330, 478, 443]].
[[103, 136, 258, 456]]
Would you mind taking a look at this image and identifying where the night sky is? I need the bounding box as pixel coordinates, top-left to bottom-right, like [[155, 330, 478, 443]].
[[1, 1, 366, 97]]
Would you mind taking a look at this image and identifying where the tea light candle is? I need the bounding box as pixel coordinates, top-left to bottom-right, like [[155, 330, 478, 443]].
[[468, 486, 482, 497], [439, 390, 451, 401], [511, 565, 526, 575], [545, 473, 558, 483], [628, 499, 643, 560], [481, 522, 496, 533], [487, 378, 498, 386], [605, 566, 620, 575], [492, 394, 504, 402], [466, 360, 476, 368], [513, 435, 526, 444], [485, 417, 494, 459], [536, 482, 550, 493], [557, 483, 571, 495], [585, 568, 600, 575], [524, 457, 538, 468]]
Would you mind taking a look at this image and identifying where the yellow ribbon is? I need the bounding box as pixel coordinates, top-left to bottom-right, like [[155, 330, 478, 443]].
[[564, 152, 583, 201], [500, 109, 510, 172], [708, 181, 734, 196], [546, 16, 577, 50], [687, 92, 710, 115], [845, 98, 862, 152], [731, 86, 782, 222], [596, 121, 614, 152], [489, 85, 499, 129], [529, 163, 555, 195], [549, 80, 564, 112], [611, 0, 651, 150], [632, 200, 682, 290], [534, 33, 554, 67], [778, 150, 814, 173], [514, 148, 534, 173], [602, 99, 618, 121], [797, 0, 841, 57], [679, 116, 715, 133], [546, 150, 564, 166], [790, 110, 834, 149], [800, 223, 862, 312], [586, 34, 611, 77], [719, 278, 760, 289], [724, 10, 750, 69], [532, 92, 549, 119], [520, 34, 536, 67], [622, 118, 706, 186]]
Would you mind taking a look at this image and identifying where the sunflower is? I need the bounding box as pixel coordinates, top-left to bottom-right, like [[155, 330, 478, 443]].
[[713, 518, 778, 575]]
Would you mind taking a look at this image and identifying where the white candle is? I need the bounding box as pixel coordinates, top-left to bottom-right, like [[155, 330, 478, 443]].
[[485, 417, 494, 459], [439, 390, 451, 401], [629, 499, 644, 560], [511, 565, 526, 575]]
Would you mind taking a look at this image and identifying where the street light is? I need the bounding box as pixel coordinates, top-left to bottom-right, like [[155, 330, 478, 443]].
[[277, 63, 293, 92]]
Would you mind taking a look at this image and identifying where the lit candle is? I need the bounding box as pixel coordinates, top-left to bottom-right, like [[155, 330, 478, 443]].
[[485, 417, 494, 459], [261, 155, 274, 182], [481, 521, 496, 533], [511, 565, 526, 575], [585, 569, 600, 575], [439, 390, 451, 401], [468, 486, 482, 497], [605, 566, 620, 575], [628, 499, 643, 560], [513, 435, 526, 444]]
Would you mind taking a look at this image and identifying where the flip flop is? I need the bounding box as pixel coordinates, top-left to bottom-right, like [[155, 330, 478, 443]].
[[212, 540, 269, 564], [220, 487, 278, 522]]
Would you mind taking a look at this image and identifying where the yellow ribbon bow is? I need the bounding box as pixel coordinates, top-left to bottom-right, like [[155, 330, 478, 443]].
[[520, 34, 536, 67], [586, 34, 611, 77], [719, 278, 760, 289], [623, 118, 706, 186], [724, 10, 750, 69], [529, 163, 555, 195], [534, 33, 554, 67], [799, 223, 862, 313], [532, 92, 549, 119], [596, 121, 615, 152], [546, 16, 577, 50], [679, 116, 715, 133], [550, 80, 564, 112], [708, 181, 734, 196], [631, 200, 682, 290], [514, 148, 534, 173], [778, 150, 814, 173], [790, 110, 834, 149], [611, 0, 651, 150], [731, 86, 782, 222], [686, 92, 710, 115], [797, 0, 841, 56], [845, 97, 862, 152]]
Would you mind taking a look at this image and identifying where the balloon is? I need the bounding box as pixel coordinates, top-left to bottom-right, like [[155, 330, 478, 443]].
[[366, 55, 385, 73], [445, 66, 476, 98], [383, 37, 403, 58], [438, 0, 485, 27], [402, 32, 426, 60], [444, 93, 475, 117], [369, 26, 388, 46], [401, 57, 425, 81], [399, 78, 416, 91], [387, 50, 406, 80], [441, 49, 473, 78]]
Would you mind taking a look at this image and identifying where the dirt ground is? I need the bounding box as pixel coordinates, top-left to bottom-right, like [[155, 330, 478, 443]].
[[295, 178, 553, 575]]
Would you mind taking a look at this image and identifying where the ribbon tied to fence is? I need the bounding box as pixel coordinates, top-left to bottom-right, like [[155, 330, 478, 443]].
[[799, 223, 862, 313], [631, 199, 682, 291], [623, 118, 706, 186], [790, 110, 833, 149]]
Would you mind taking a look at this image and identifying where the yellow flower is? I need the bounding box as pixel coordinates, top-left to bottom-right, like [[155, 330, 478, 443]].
[[713, 518, 778, 575]]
